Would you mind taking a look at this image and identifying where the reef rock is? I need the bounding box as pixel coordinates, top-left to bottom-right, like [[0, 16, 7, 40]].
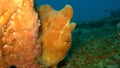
[[37, 5, 76, 68], [0, 0, 41, 68]]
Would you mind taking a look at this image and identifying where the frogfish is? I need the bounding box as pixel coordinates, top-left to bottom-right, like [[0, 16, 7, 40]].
[[37, 4, 76, 68]]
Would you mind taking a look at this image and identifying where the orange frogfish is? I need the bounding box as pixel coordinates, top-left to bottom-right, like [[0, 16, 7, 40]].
[[37, 4, 76, 68], [0, 0, 41, 67]]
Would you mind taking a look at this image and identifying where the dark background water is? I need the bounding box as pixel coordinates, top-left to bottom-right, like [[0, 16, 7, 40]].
[[35, 0, 120, 22]]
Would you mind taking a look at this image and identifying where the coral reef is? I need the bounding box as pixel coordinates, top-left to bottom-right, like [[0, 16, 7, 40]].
[[61, 17, 120, 68], [76, 17, 120, 29], [0, 0, 75, 68], [37, 5, 76, 68], [110, 8, 120, 17]]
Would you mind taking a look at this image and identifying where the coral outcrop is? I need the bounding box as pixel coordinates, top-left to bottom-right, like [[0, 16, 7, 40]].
[[37, 5, 76, 68], [0, 0, 75, 68]]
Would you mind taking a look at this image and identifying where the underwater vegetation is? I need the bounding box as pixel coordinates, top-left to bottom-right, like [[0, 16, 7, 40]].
[[59, 9, 120, 68]]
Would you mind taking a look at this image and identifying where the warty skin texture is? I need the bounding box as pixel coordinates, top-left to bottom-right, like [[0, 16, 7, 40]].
[[37, 4, 76, 68], [0, 0, 41, 67], [0, 0, 76, 68]]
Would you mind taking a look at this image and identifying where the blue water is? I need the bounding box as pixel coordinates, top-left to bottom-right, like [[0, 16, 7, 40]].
[[35, 0, 120, 22]]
